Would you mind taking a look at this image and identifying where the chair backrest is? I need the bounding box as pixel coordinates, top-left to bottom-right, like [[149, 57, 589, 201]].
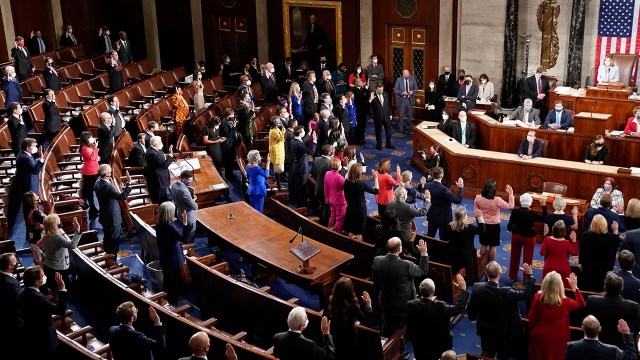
[[129, 212, 160, 261], [542, 181, 568, 196], [610, 53, 639, 87], [538, 138, 549, 157]]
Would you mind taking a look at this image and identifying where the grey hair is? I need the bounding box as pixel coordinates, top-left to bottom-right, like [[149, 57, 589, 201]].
[[4, 65, 14, 75], [418, 278, 435, 297], [552, 196, 566, 211], [99, 112, 112, 123], [247, 150, 261, 164], [520, 193, 533, 208], [319, 109, 331, 119], [524, 98, 533, 105], [98, 164, 111, 177], [156, 201, 176, 224], [287, 306, 307, 330], [149, 136, 162, 148], [486, 261, 501, 279], [394, 187, 407, 202]]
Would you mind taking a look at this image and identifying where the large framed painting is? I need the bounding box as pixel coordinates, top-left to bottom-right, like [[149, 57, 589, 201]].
[[283, 0, 342, 66]]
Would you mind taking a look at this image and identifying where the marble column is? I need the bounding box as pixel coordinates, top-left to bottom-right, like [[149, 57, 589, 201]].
[[565, 0, 586, 88], [501, 0, 519, 108], [191, 0, 205, 62], [359, 0, 372, 65], [439, 0, 453, 68], [256, 0, 269, 62], [1, 0, 16, 60], [50, 0, 64, 50], [141, 0, 161, 69]]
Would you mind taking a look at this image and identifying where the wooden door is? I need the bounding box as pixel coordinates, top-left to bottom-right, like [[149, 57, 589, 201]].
[[216, 17, 250, 64], [387, 25, 428, 91]]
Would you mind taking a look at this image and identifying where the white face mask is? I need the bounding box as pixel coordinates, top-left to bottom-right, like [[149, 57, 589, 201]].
[[481, 79, 487, 84], [157, 143, 163, 150], [372, 59, 378, 65], [31, 146, 39, 154], [429, 84, 435, 89], [459, 117, 467, 123], [40, 275, 47, 285], [527, 136, 535, 142], [524, 106, 532, 112], [245, 80, 251, 86], [326, 75, 331, 80], [270, 68, 276, 73], [357, 68, 361, 74], [88, 137, 96, 144], [442, 115, 449, 120], [105, 31, 110, 36]]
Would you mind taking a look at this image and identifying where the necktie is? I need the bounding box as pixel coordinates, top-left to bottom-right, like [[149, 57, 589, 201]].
[[466, 86, 469, 96], [38, 38, 45, 53], [312, 84, 318, 103], [21, 47, 27, 56], [537, 77, 542, 94], [556, 112, 561, 125], [405, 79, 408, 94], [523, 111, 529, 123], [70, 34, 77, 45], [105, 36, 112, 52], [379, 95, 383, 105], [122, 41, 127, 50], [445, 75, 449, 81], [461, 124, 466, 144], [287, 66, 290, 76]]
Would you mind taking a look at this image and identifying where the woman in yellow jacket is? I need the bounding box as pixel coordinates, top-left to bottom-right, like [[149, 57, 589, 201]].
[[269, 116, 286, 190]]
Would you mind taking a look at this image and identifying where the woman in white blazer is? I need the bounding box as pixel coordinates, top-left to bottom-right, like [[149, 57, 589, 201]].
[[477, 73, 495, 101], [597, 55, 620, 83]]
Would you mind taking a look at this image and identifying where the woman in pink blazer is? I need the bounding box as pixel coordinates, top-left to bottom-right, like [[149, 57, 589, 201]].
[[324, 158, 347, 233]]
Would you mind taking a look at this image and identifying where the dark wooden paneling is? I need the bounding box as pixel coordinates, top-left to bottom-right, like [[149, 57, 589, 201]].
[[372, 1, 440, 89], [10, 0, 55, 51], [156, 0, 194, 72], [0, 10, 7, 62]]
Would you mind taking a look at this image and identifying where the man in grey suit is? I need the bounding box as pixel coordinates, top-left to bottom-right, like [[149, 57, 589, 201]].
[[171, 170, 197, 243], [385, 186, 431, 249], [394, 69, 419, 134], [372, 237, 429, 336], [95, 164, 132, 257], [507, 98, 541, 127], [457, 74, 478, 111], [365, 54, 384, 90]]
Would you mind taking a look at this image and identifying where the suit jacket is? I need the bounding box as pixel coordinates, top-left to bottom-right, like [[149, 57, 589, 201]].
[[597, 65, 621, 83], [467, 276, 534, 339], [277, 63, 297, 93], [157, 220, 186, 269], [10, 46, 34, 79], [437, 119, 454, 137], [508, 106, 541, 125], [385, 199, 431, 235], [312, 156, 330, 199], [107, 62, 125, 92], [565, 335, 637, 360], [617, 270, 640, 304], [587, 295, 640, 349], [43, 99, 62, 136], [292, 138, 316, 174], [273, 331, 335, 360], [115, 40, 134, 65], [316, 78, 337, 100], [451, 121, 477, 148], [59, 33, 77, 48], [365, 64, 385, 89], [95, 178, 131, 228], [42, 66, 62, 91], [370, 93, 391, 123], [587, 207, 626, 233], [109, 324, 166, 360], [524, 75, 550, 109], [0, 273, 22, 332], [424, 180, 463, 226], [26, 36, 47, 56], [7, 115, 28, 155], [405, 291, 469, 359], [108, 106, 125, 138], [302, 80, 318, 114], [2, 77, 23, 108], [544, 109, 573, 129], [353, 86, 370, 118], [17, 287, 68, 354], [517, 139, 542, 158], [145, 147, 175, 203], [372, 253, 429, 311], [171, 181, 197, 225], [622, 229, 640, 278], [457, 83, 479, 110], [97, 34, 113, 54], [262, 73, 279, 104], [15, 151, 43, 196], [127, 143, 146, 167], [394, 76, 419, 105], [97, 123, 115, 164], [438, 73, 456, 97]]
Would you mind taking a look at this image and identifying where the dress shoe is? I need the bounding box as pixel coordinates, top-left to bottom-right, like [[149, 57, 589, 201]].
[[386, 144, 396, 149]]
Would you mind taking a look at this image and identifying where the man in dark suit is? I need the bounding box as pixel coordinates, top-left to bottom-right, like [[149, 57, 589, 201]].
[[311, 144, 333, 226], [385, 187, 431, 249], [17, 266, 69, 357], [617, 250, 640, 304], [114, 31, 134, 66], [7, 102, 28, 155], [171, 170, 197, 243], [623, 229, 640, 278], [273, 306, 335, 360], [587, 272, 640, 349], [97, 26, 113, 54], [372, 237, 429, 336], [565, 315, 637, 360], [59, 25, 78, 48], [543, 100, 573, 130], [145, 136, 175, 204], [406, 275, 469, 360], [316, 69, 336, 101], [109, 301, 166, 360], [369, 83, 394, 150], [587, 194, 626, 233], [97, 112, 116, 164], [277, 57, 297, 94], [11, 36, 34, 79], [107, 95, 126, 138], [456, 74, 478, 111], [179, 331, 239, 360], [43, 89, 63, 144], [128, 133, 147, 167], [95, 164, 132, 256], [26, 29, 48, 56], [107, 50, 125, 93], [424, 167, 463, 238], [451, 110, 477, 148], [467, 261, 535, 359], [262, 62, 279, 105], [353, 80, 369, 145], [42, 57, 62, 91], [438, 66, 456, 97], [365, 55, 384, 89], [0, 253, 22, 355], [507, 98, 541, 126], [517, 130, 543, 159], [2, 66, 23, 110], [290, 126, 317, 207], [301, 71, 319, 126], [7, 138, 43, 231], [394, 69, 419, 134], [524, 66, 551, 121]]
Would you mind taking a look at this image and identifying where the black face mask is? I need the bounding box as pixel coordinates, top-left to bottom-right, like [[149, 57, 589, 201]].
[[464, 80, 471, 85], [444, 71, 451, 75], [459, 76, 465, 80], [596, 143, 604, 148]]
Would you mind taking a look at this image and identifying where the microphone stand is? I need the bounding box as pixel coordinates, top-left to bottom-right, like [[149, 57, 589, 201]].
[[178, 150, 196, 181], [289, 226, 302, 244]]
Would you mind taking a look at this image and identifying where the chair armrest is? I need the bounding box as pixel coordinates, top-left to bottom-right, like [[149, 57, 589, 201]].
[[67, 76, 82, 81], [123, 166, 145, 173], [54, 170, 82, 177], [58, 106, 75, 113], [153, 90, 166, 96], [142, 95, 155, 100], [93, 68, 106, 73], [67, 101, 85, 107], [78, 95, 95, 101], [80, 72, 93, 78], [91, 90, 107, 96], [51, 189, 79, 197]]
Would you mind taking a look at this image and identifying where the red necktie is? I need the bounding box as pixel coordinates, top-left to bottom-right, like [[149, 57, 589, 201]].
[[537, 78, 542, 94]]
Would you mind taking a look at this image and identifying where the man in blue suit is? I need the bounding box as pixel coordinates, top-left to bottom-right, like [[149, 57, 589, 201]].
[[424, 167, 464, 238], [8, 138, 43, 231], [109, 301, 166, 360], [543, 100, 573, 130], [565, 315, 636, 360], [95, 164, 132, 256], [622, 229, 640, 278], [394, 69, 419, 134], [2, 66, 23, 111], [587, 194, 626, 233], [517, 130, 543, 159], [617, 250, 640, 304], [456, 74, 478, 111], [17, 266, 69, 358], [0, 253, 22, 356]]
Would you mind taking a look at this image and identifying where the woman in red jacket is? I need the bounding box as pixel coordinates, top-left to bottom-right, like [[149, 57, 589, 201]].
[[80, 131, 99, 220], [374, 159, 401, 215], [624, 105, 640, 136]]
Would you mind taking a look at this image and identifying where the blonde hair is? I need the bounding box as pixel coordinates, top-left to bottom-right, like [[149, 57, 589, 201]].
[[449, 206, 468, 232], [43, 214, 62, 237], [157, 201, 176, 224], [626, 198, 640, 219], [539, 271, 565, 306], [288, 82, 301, 99], [590, 214, 608, 234], [401, 170, 412, 184], [552, 196, 566, 211]]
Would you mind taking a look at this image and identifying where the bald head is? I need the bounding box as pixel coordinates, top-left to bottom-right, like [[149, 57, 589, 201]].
[[99, 112, 112, 125], [440, 350, 457, 360], [486, 261, 501, 280], [387, 237, 402, 254], [582, 315, 601, 339], [403, 69, 410, 78], [189, 331, 210, 356]]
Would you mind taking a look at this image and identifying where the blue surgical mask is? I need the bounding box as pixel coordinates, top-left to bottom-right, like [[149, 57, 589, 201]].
[[185, 180, 192, 186]]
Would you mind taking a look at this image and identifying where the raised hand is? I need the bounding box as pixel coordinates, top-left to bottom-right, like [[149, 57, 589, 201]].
[[612, 221, 619, 233], [454, 274, 467, 291], [456, 177, 464, 188], [225, 343, 238, 360], [38, 145, 43, 159], [55, 272, 65, 291], [369, 92, 375, 101], [618, 319, 631, 335], [416, 239, 428, 255], [149, 307, 161, 324], [266, 153, 271, 163], [169, 144, 174, 156], [359, 152, 365, 163], [571, 206, 578, 216], [73, 217, 81, 232], [423, 189, 431, 200], [312, 131, 318, 142], [566, 272, 578, 291], [125, 170, 132, 184], [361, 291, 372, 308], [522, 263, 532, 276], [569, 230, 577, 243], [371, 169, 378, 178], [505, 184, 513, 195], [321, 316, 331, 335]]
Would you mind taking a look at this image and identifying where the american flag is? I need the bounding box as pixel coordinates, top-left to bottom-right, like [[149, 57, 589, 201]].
[[595, 0, 640, 82]]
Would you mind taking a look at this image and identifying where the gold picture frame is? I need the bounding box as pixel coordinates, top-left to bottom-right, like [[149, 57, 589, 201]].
[[282, 0, 342, 65]]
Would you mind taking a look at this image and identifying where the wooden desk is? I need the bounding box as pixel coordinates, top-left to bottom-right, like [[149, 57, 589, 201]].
[[172, 155, 229, 208], [444, 98, 496, 119], [466, 112, 640, 167], [411, 122, 640, 201], [197, 202, 353, 300], [573, 112, 612, 135]]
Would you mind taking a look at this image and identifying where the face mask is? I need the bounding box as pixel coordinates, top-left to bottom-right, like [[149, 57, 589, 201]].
[[88, 137, 96, 144], [555, 108, 562, 113], [48, 61, 53, 67], [341, 68, 346, 72], [636, 114, 640, 119], [357, 68, 361, 74], [327, 98, 332, 104], [40, 275, 47, 285], [320, 61, 326, 65], [105, 31, 110, 36], [429, 84, 435, 89], [459, 117, 467, 123], [442, 115, 449, 120], [604, 60, 611, 66], [199, 67, 205, 73], [527, 136, 535, 142], [376, 90, 383, 95], [18, 40, 25, 47], [121, 35, 126, 41], [596, 143, 604, 148], [304, 319, 309, 329], [245, 80, 251, 86], [158, 143, 163, 150], [31, 146, 38, 154], [326, 75, 331, 80], [604, 184, 612, 191], [524, 106, 532, 112], [224, 58, 230, 64], [185, 180, 192, 186], [481, 80, 487, 84], [459, 76, 464, 80], [464, 80, 471, 85], [270, 68, 276, 73], [247, 98, 252, 104], [68, 29, 73, 33], [444, 71, 451, 75]]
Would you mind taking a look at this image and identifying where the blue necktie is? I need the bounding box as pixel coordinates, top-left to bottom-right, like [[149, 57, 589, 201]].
[[461, 124, 466, 144], [38, 38, 45, 53], [556, 112, 561, 125]]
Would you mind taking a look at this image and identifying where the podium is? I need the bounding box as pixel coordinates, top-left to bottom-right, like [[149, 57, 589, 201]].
[[290, 241, 321, 274], [573, 112, 612, 135]]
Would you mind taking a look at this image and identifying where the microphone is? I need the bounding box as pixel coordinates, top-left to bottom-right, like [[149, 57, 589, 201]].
[[183, 154, 196, 181], [289, 226, 302, 243]]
